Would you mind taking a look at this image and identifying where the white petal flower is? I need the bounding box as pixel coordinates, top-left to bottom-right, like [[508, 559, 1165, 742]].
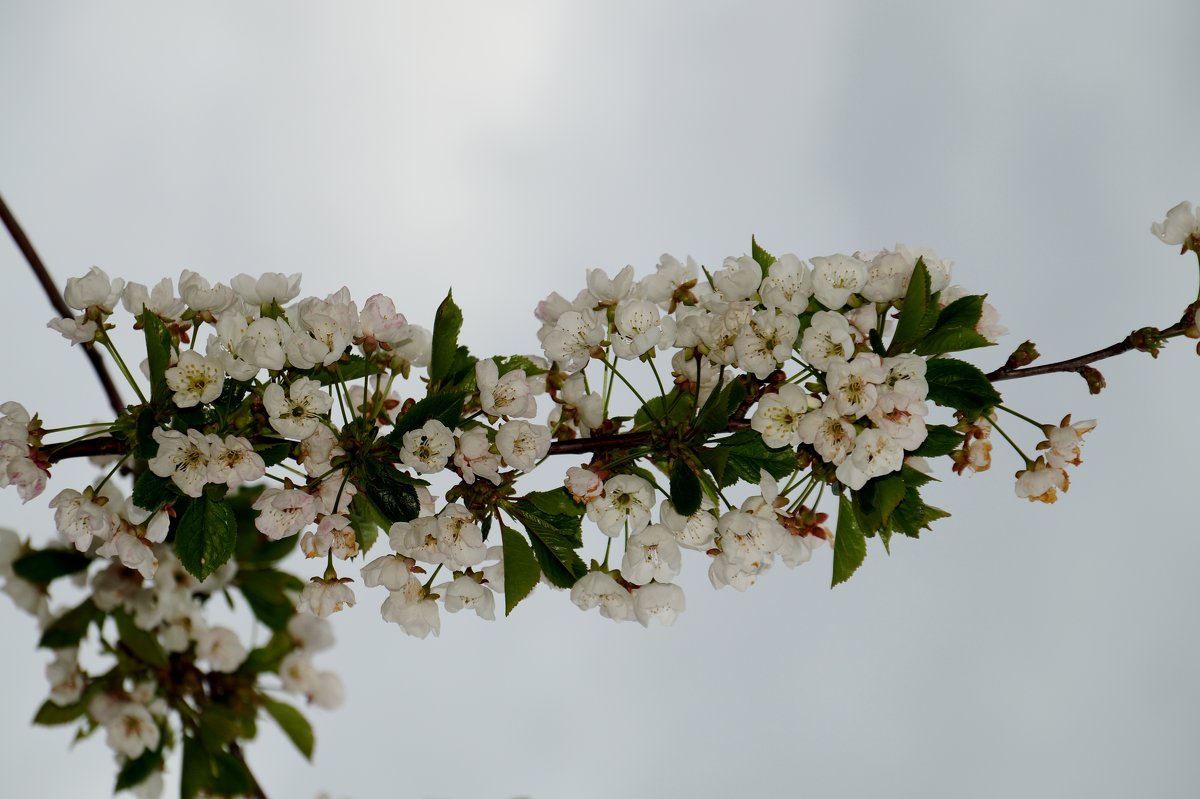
[[867, 394, 929, 451], [810, 254, 868, 309], [826, 353, 886, 418], [178, 270, 237, 315], [835, 428, 904, 490], [252, 488, 318, 540], [612, 298, 675, 359], [195, 626, 248, 673], [586, 474, 655, 537], [564, 466, 604, 503], [759, 253, 812, 313], [632, 582, 686, 627], [659, 499, 718, 551], [799, 310, 854, 371], [476, 358, 537, 418], [47, 314, 99, 344], [238, 317, 289, 371], [103, 702, 160, 759], [1015, 458, 1069, 503], [148, 428, 212, 498], [400, 419, 456, 474], [164, 350, 225, 408], [207, 435, 266, 489], [439, 575, 496, 620], [64, 266, 125, 313], [495, 420, 550, 472], [621, 524, 683, 586], [454, 427, 502, 486], [713, 256, 762, 302], [230, 272, 302, 306], [298, 578, 356, 617], [734, 309, 800, 379], [751, 384, 820, 449], [435, 503, 487, 570], [541, 309, 606, 373], [570, 571, 633, 621], [122, 277, 185, 320], [586, 265, 635, 305], [287, 614, 335, 652], [357, 294, 410, 347], [361, 554, 418, 591], [95, 531, 158, 579], [380, 576, 440, 638], [263, 378, 333, 440], [1150, 201, 1200, 246]]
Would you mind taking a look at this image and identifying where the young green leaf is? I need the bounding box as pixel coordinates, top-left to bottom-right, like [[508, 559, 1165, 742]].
[[523, 488, 585, 517], [131, 470, 174, 513], [500, 524, 541, 616], [39, 598, 100, 649], [358, 459, 423, 524], [831, 496, 868, 587], [886, 258, 939, 355], [429, 290, 465, 390], [114, 748, 163, 791], [911, 424, 965, 458], [925, 356, 1002, 418], [32, 696, 89, 726], [236, 570, 303, 631], [175, 496, 238, 582], [140, 309, 173, 404], [263, 699, 315, 760], [114, 610, 169, 669], [914, 294, 993, 356], [669, 457, 702, 516], [509, 503, 586, 588], [12, 549, 91, 584], [751, 235, 776, 275]]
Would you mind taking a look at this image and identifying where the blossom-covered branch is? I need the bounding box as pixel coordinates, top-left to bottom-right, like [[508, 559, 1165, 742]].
[[1, 200, 1196, 798]]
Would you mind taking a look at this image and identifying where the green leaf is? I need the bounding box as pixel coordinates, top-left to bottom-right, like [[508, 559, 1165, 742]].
[[915, 294, 992, 355], [263, 699, 315, 760], [114, 610, 168, 669], [348, 492, 388, 556], [430, 290, 465, 389], [32, 696, 89, 726], [135, 405, 159, 459], [751, 235, 776, 275], [857, 474, 907, 528], [693, 373, 746, 436], [314, 353, 370, 386], [831, 496, 868, 587], [236, 570, 302, 630], [524, 488, 585, 517], [700, 429, 798, 487], [867, 326, 887, 357], [633, 387, 695, 432], [494, 354, 548, 378], [114, 747, 163, 791], [500, 524, 540, 615], [899, 463, 937, 489], [256, 441, 294, 467], [12, 549, 91, 584], [886, 258, 939, 356], [386, 391, 467, 442], [359, 460, 422, 524], [911, 424, 964, 458], [131, 470, 174, 513], [140, 309, 173, 404], [925, 356, 1002, 418], [39, 598, 99, 649], [180, 736, 209, 799], [891, 485, 950, 537], [509, 503, 585, 588], [175, 496, 237, 582], [669, 457, 702, 516], [240, 630, 294, 675]]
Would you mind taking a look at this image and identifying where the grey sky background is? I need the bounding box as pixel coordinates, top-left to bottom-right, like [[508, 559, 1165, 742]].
[[2, 2, 1199, 797]]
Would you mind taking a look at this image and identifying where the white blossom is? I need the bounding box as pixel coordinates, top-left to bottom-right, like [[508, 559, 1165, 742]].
[[564, 466, 604, 503], [799, 310, 855, 371], [50, 488, 117, 551], [659, 499, 718, 551], [835, 428, 904, 490], [810, 254, 868, 309], [735, 309, 800, 379], [164, 350, 225, 408], [586, 265, 635, 305], [64, 266, 124, 313], [495, 420, 550, 472], [298, 578, 356, 617], [759, 253, 812, 314], [207, 435, 266, 489], [1151, 201, 1200, 247], [612, 298, 675, 359], [263, 378, 333, 440], [122, 278, 185, 320], [252, 488, 318, 540], [570, 571, 633, 621], [541, 309, 606, 373], [178, 270, 237, 316], [439, 575, 496, 620], [713, 256, 761, 302], [586, 474, 655, 537], [195, 626, 248, 673], [400, 419, 456, 474], [1015, 458, 1069, 503], [826, 353, 886, 418], [476, 358, 537, 418], [104, 702, 160, 759], [230, 272, 302, 306], [453, 427, 502, 486], [148, 428, 212, 497], [752, 384, 820, 449], [621, 524, 682, 586], [632, 582, 686, 627]]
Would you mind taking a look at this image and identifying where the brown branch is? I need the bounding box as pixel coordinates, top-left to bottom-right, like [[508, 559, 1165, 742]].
[[0, 192, 127, 417], [986, 304, 1198, 384]]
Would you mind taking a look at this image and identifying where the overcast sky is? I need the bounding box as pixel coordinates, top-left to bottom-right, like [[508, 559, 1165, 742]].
[[2, 3, 1200, 798]]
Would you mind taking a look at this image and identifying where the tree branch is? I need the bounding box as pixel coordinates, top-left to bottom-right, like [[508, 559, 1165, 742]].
[[986, 304, 1198, 383], [0, 192, 126, 417]]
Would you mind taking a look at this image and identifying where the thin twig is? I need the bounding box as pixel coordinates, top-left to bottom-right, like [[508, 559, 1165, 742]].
[[987, 311, 1195, 383], [0, 192, 127, 416]]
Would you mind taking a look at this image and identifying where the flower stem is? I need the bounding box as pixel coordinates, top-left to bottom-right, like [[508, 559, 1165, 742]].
[[991, 417, 1034, 466], [997, 404, 1044, 431]]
